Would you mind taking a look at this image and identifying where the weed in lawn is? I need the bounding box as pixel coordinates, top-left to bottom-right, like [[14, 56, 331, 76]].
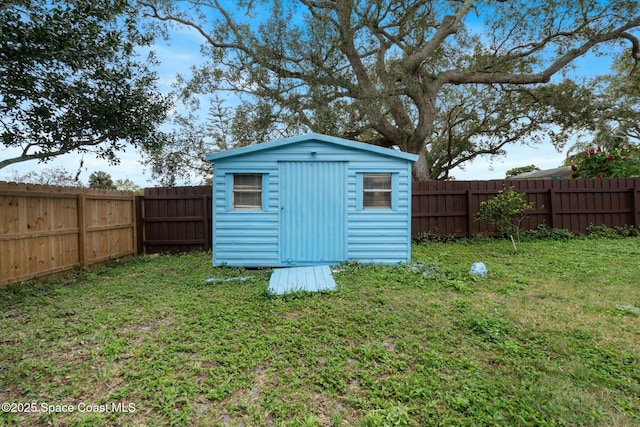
[[0, 279, 57, 312], [359, 405, 412, 427], [614, 304, 640, 316], [466, 311, 513, 344]]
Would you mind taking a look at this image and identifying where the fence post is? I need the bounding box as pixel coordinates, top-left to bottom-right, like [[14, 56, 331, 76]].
[[135, 195, 144, 255], [77, 193, 87, 268], [203, 194, 210, 251], [632, 186, 640, 228], [466, 190, 473, 238], [548, 187, 556, 229]]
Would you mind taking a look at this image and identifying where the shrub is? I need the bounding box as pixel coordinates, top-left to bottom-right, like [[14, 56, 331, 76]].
[[414, 228, 459, 243], [586, 224, 640, 238], [570, 144, 640, 179], [473, 187, 536, 242], [525, 222, 575, 240]]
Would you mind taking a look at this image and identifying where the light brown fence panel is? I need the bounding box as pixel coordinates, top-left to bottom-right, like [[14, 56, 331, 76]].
[[84, 193, 136, 265], [0, 182, 136, 286], [0, 183, 80, 284]]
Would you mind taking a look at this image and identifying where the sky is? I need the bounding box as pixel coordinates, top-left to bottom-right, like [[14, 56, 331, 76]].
[[0, 8, 619, 187]]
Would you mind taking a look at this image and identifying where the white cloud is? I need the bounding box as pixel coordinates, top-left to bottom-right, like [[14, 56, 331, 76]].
[[451, 142, 568, 180]]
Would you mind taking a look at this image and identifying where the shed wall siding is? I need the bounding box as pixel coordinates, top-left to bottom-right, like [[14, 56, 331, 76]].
[[212, 165, 280, 266], [211, 139, 414, 266], [346, 161, 412, 263]]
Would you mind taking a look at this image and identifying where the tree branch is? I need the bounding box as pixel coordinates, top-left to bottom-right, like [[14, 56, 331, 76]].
[[0, 136, 110, 171], [139, 1, 249, 52], [442, 18, 640, 85], [402, 0, 475, 72], [0, 146, 73, 170], [620, 31, 640, 60]]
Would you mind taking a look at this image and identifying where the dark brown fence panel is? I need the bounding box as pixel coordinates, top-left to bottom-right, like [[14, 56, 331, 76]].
[[411, 180, 471, 238], [139, 186, 212, 254], [412, 178, 640, 238]]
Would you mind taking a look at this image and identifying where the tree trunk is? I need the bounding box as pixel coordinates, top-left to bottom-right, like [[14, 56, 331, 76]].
[[412, 145, 429, 181]]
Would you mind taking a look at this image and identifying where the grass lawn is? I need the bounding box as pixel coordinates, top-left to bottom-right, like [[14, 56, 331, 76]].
[[1, 237, 639, 427]]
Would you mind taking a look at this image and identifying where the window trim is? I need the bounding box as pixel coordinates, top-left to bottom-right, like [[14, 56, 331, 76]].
[[357, 172, 397, 211], [232, 173, 262, 210], [363, 173, 392, 209], [226, 173, 268, 211]]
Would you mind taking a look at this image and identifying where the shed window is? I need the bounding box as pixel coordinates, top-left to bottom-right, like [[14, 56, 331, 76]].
[[233, 174, 262, 210], [363, 173, 392, 209]]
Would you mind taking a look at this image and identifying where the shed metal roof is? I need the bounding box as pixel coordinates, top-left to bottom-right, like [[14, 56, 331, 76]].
[[205, 132, 419, 162]]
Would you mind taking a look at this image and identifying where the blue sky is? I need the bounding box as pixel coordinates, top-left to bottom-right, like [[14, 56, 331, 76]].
[[0, 15, 617, 186]]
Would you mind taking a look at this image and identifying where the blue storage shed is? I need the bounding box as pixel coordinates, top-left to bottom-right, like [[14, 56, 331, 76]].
[[205, 133, 418, 267]]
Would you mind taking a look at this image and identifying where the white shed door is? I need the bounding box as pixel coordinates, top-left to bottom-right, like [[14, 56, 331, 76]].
[[279, 161, 346, 264]]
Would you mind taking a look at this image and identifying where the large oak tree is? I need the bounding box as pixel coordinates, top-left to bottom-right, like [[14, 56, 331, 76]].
[[0, 0, 170, 170], [142, 0, 640, 180]]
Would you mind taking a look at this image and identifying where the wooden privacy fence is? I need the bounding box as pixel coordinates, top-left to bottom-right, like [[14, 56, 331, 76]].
[[136, 186, 212, 254], [136, 178, 640, 255], [412, 178, 640, 238], [0, 182, 137, 285], [4, 178, 640, 284]]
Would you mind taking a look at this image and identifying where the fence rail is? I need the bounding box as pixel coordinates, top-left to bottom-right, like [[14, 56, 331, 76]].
[[1, 182, 137, 285]]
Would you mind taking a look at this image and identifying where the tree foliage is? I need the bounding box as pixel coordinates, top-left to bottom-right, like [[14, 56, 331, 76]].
[[114, 178, 141, 192], [0, 0, 171, 170], [7, 166, 83, 187], [505, 165, 540, 179], [563, 54, 640, 165], [142, 101, 227, 186], [141, 0, 640, 181], [89, 171, 116, 189]]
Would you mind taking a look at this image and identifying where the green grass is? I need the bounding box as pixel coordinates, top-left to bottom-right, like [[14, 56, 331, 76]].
[[1, 237, 639, 427]]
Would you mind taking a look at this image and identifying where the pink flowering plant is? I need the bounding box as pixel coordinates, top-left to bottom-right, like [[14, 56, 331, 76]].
[[570, 144, 640, 179]]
